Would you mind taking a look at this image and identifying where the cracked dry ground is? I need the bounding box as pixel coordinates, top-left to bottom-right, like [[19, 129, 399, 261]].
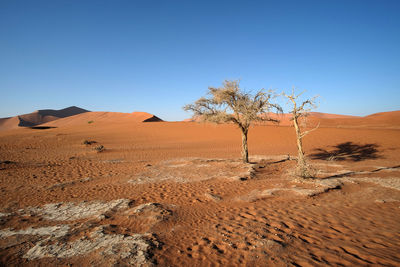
[[0, 123, 400, 266]]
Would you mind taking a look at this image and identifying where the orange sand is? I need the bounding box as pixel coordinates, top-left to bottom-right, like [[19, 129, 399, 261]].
[[0, 111, 399, 266], [0, 106, 89, 131]]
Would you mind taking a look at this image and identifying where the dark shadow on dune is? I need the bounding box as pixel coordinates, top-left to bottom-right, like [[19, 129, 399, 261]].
[[0, 160, 15, 164], [322, 171, 358, 179], [16, 106, 90, 128], [322, 165, 400, 180], [0, 160, 16, 170], [371, 165, 400, 172], [310, 142, 381, 162], [29, 126, 57, 130], [269, 158, 292, 164], [143, 115, 163, 122]]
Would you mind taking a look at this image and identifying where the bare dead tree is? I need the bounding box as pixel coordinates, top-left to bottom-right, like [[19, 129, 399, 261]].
[[283, 89, 319, 178], [184, 80, 282, 163]]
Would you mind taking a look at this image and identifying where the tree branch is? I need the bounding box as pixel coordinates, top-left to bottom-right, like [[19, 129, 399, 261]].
[[300, 122, 320, 138]]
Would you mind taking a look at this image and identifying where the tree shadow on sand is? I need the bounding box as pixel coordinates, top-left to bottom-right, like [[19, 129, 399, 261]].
[[310, 142, 381, 162]]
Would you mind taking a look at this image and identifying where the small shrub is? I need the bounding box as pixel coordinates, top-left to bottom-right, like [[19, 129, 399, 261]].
[[94, 145, 105, 152], [294, 163, 318, 179], [328, 155, 337, 161], [83, 140, 97, 145], [88, 120, 94, 124]]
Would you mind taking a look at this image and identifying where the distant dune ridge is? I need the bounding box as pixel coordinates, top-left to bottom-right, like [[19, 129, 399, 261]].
[[0, 106, 89, 131], [184, 111, 400, 129], [1, 107, 398, 132], [41, 111, 163, 127], [0, 107, 163, 131], [1, 108, 400, 266], [307, 111, 400, 128]]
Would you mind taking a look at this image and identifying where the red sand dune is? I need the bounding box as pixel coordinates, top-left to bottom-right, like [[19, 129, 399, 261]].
[[0, 116, 21, 131], [0, 108, 400, 266], [308, 112, 359, 119], [184, 111, 400, 129], [365, 110, 400, 124], [42, 111, 162, 127], [311, 110, 400, 129], [0, 116, 400, 266], [0, 106, 89, 131]]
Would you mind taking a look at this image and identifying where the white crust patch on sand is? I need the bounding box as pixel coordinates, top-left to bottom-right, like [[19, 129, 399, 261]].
[[343, 177, 400, 191], [0, 225, 70, 239], [235, 179, 343, 201], [0, 212, 11, 218], [26, 199, 131, 221], [23, 225, 157, 265], [0, 201, 167, 265], [129, 158, 256, 184]]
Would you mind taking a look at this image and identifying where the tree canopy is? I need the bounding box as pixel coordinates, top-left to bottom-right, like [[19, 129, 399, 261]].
[[184, 80, 282, 162]]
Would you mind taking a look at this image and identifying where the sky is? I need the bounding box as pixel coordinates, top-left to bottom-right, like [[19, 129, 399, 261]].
[[0, 0, 399, 121]]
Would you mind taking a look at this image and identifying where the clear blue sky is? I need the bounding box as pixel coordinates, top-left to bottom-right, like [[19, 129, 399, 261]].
[[1, 0, 399, 121]]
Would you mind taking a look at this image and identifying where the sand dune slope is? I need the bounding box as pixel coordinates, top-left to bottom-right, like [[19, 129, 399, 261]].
[[185, 111, 400, 128], [261, 111, 400, 128], [0, 117, 400, 266], [42, 111, 162, 127], [0, 106, 89, 131], [313, 110, 400, 128], [308, 112, 360, 119], [365, 110, 400, 124], [0, 116, 21, 131]]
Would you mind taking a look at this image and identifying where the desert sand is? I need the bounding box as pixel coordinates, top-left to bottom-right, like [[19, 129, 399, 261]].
[[0, 110, 399, 266], [0, 106, 89, 131]]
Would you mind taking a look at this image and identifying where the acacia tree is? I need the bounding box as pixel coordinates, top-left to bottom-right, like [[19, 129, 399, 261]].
[[283, 89, 319, 178], [184, 80, 281, 163]]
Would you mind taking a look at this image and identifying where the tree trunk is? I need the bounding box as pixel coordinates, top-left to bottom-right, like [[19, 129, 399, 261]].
[[241, 127, 249, 163], [293, 116, 306, 167]]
